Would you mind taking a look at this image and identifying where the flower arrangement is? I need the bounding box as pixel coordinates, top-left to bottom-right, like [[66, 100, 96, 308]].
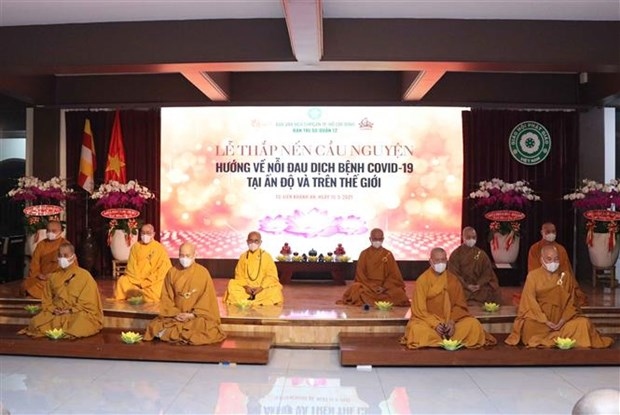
[[6, 176, 73, 203], [25, 214, 64, 235], [563, 179, 620, 211], [470, 178, 540, 210], [91, 180, 155, 210], [107, 218, 139, 246]]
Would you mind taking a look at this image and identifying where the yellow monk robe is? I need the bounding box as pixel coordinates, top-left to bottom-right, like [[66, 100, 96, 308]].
[[114, 240, 172, 302], [338, 246, 410, 306], [400, 268, 496, 349], [527, 240, 587, 307], [144, 262, 226, 345], [23, 237, 69, 299], [448, 245, 502, 304], [506, 267, 613, 348], [224, 249, 283, 306], [19, 263, 103, 338]]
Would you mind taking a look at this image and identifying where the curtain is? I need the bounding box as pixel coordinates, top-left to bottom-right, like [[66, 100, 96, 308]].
[[65, 109, 161, 277], [461, 109, 579, 280]]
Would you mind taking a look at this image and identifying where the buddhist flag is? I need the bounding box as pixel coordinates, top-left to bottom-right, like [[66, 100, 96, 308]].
[[78, 118, 97, 193], [104, 110, 127, 183]]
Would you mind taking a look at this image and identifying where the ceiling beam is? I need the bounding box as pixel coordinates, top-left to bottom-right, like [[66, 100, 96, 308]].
[[402, 70, 446, 101], [181, 71, 230, 101], [282, 0, 323, 64]]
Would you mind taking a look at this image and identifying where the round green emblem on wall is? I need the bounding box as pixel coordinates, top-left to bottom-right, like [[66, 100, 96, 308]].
[[508, 121, 551, 165]]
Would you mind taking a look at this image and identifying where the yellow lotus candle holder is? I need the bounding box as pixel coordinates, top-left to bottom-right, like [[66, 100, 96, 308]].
[[275, 254, 286, 262], [45, 328, 66, 340], [120, 331, 143, 344], [439, 338, 463, 351], [374, 301, 393, 311], [24, 304, 41, 314], [483, 302, 500, 312], [236, 300, 252, 310], [127, 295, 144, 306], [555, 337, 577, 350]]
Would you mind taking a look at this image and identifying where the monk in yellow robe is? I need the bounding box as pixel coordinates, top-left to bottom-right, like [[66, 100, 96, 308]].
[[338, 228, 409, 306], [449, 226, 502, 305], [224, 231, 283, 306], [144, 243, 226, 345], [401, 247, 496, 349], [19, 242, 103, 338], [23, 220, 69, 299], [506, 244, 613, 348], [114, 223, 172, 302], [527, 222, 587, 307]]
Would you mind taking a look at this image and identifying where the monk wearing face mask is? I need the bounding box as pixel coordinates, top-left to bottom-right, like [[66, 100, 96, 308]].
[[114, 223, 172, 302], [527, 222, 587, 307], [506, 245, 612, 348], [223, 231, 283, 306]]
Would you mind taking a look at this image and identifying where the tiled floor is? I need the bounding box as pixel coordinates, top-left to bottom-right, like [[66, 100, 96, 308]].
[[1, 351, 618, 414]]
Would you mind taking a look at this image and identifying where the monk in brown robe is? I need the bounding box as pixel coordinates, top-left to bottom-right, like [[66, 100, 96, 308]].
[[527, 222, 587, 307], [507, 244, 612, 348], [401, 247, 496, 349], [449, 226, 502, 305], [338, 228, 409, 306], [19, 242, 103, 338], [23, 220, 68, 299], [144, 243, 226, 345]]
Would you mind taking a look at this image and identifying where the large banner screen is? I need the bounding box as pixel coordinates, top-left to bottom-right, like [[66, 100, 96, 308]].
[[160, 107, 464, 260]]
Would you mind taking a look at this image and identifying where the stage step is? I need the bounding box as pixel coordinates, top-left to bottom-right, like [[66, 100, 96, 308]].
[[339, 332, 620, 367], [0, 324, 274, 365]]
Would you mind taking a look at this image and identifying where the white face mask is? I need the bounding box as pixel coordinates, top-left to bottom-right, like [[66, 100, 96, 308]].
[[47, 231, 58, 241], [58, 255, 74, 269], [432, 262, 447, 274], [371, 241, 382, 249], [179, 257, 193, 268], [141, 234, 152, 244], [544, 261, 560, 273], [248, 243, 259, 252], [543, 233, 556, 242], [464, 239, 476, 248]]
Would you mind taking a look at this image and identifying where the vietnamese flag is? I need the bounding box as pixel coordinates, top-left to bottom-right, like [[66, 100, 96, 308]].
[[77, 118, 96, 193], [104, 110, 127, 183]]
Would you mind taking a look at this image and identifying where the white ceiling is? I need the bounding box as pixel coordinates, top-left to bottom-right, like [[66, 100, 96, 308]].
[[0, 0, 618, 27]]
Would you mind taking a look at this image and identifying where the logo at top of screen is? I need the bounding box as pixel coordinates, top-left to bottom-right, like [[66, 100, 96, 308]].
[[359, 117, 373, 130], [508, 121, 551, 166]]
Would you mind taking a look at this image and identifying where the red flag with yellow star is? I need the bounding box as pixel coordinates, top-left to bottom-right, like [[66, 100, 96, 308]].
[[104, 111, 126, 183]]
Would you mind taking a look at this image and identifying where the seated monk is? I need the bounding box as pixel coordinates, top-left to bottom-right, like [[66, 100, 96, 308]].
[[401, 247, 496, 349], [114, 223, 172, 302], [448, 226, 502, 305], [506, 244, 613, 348], [19, 242, 103, 338], [224, 231, 283, 306], [144, 242, 226, 345], [527, 222, 587, 307], [337, 228, 409, 306], [23, 220, 70, 299]]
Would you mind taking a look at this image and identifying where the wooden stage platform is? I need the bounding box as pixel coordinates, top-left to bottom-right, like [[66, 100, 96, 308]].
[[1, 278, 619, 366]]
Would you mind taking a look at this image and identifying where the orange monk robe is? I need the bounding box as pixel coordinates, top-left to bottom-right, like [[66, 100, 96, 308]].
[[224, 249, 283, 306], [19, 263, 103, 338], [114, 240, 172, 302], [506, 267, 613, 348], [338, 246, 410, 306], [448, 245, 502, 304], [144, 262, 226, 345], [23, 237, 69, 299], [527, 240, 587, 307], [400, 268, 496, 349]]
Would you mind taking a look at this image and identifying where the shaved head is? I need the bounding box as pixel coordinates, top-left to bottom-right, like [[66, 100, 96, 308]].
[[462, 226, 477, 240], [179, 242, 196, 257]]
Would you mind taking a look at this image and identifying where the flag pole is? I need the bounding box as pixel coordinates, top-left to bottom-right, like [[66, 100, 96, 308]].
[[85, 190, 89, 229]]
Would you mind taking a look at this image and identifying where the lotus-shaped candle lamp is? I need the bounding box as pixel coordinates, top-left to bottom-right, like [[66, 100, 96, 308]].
[[127, 295, 144, 305], [120, 331, 143, 344], [439, 338, 463, 351], [292, 255, 303, 262], [45, 328, 66, 340], [375, 301, 393, 311], [338, 255, 350, 262], [308, 255, 318, 262], [24, 304, 41, 314], [555, 337, 577, 350], [236, 300, 252, 310], [483, 302, 500, 312], [275, 254, 286, 262], [324, 255, 333, 262]]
